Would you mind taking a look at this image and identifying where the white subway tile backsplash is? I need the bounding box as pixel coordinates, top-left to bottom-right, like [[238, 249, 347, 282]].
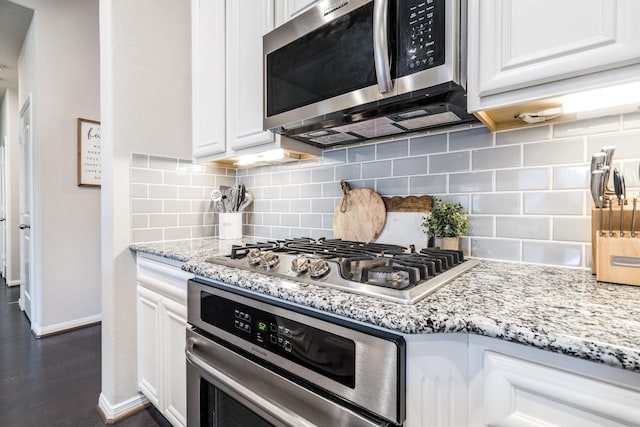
[[164, 227, 192, 241], [164, 200, 192, 214], [362, 160, 392, 179], [262, 213, 280, 226], [131, 183, 148, 198], [281, 214, 300, 227], [149, 185, 178, 199], [393, 156, 428, 176], [429, 151, 469, 173], [311, 198, 335, 214], [335, 164, 361, 181], [449, 127, 493, 151], [323, 149, 347, 164], [132, 199, 163, 214], [290, 169, 311, 184], [522, 241, 582, 267], [496, 216, 550, 240], [449, 172, 493, 193], [214, 175, 236, 187], [377, 140, 408, 159], [193, 226, 216, 238], [552, 217, 590, 242], [496, 125, 550, 145], [553, 166, 589, 190], [472, 194, 520, 215], [262, 186, 281, 199], [623, 112, 640, 130], [301, 214, 323, 228], [322, 183, 343, 197], [132, 229, 164, 243], [132, 169, 163, 184], [131, 214, 148, 229], [150, 213, 178, 228], [272, 172, 290, 185], [281, 185, 301, 199], [467, 216, 494, 237], [311, 167, 335, 182], [377, 177, 408, 196], [523, 192, 583, 215], [471, 238, 521, 261], [410, 175, 447, 195], [588, 132, 640, 160], [163, 171, 191, 186], [271, 200, 290, 213], [179, 213, 204, 227], [291, 199, 311, 213], [524, 139, 585, 166], [553, 116, 620, 138], [348, 145, 376, 163], [300, 183, 322, 198], [496, 168, 549, 191], [472, 145, 521, 170], [410, 134, 448, 155]]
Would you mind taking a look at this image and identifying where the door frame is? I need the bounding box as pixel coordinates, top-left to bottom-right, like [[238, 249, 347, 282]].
[[18, 94, 35, 321]]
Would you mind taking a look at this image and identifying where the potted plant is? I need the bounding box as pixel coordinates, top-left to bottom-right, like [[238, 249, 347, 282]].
[[421, 199, 469, 250]]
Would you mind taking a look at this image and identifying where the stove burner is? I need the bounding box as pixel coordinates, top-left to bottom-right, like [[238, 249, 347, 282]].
[[207, 238, 479, 304]]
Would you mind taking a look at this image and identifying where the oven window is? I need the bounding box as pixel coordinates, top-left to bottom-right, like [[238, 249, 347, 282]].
[[266, 2, 377, 117], [201, 380, 274, 427]]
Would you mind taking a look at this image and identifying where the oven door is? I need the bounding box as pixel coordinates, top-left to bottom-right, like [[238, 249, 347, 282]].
[[186, 328, 390, 427]]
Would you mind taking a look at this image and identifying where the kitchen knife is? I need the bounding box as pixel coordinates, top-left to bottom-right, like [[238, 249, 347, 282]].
[[590, 152, 607, 173], [590, 169, 605, 208], [614, 168, 625, 236], [608, 195, 614, 237], [591, 169, 605, 235], [601, 146, 615, 193], [632, 193, 638, 238]]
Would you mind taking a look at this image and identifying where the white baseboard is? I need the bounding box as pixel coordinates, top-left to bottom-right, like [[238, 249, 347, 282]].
[[7, 280, 20, 287], [33, 313, 102, 337], [98, 392, 150, 423]]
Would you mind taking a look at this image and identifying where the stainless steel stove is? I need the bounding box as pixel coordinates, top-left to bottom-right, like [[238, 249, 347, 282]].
[[206, 238, 479, 304]]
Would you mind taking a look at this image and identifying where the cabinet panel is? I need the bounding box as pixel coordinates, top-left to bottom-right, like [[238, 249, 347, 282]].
[[405, 334, 468, 427], [226, 1, 279, 151], [468, 0, 640, 112], [191, 0, 226, 161], [481, 351, 640, 426], [137, 286, 162, 407], [163, 297, 188, 427], [276, 0, 320, 26]]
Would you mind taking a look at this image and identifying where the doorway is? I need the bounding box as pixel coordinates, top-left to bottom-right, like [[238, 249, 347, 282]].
[[18, 95, 32, 321]]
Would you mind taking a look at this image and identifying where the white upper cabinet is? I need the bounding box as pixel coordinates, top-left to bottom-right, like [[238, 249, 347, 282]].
[[226, 1, 279, 151], [275, 0, 320, 26], [191, 0, 226, 161], [467, 0, 640, 128]]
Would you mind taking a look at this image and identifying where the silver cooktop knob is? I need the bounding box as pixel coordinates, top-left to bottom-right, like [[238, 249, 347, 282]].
[[247, 248, 263, 265], [291, 255, 310, 274], [309, 258, 330, 278], [261, 251, 279, 270]]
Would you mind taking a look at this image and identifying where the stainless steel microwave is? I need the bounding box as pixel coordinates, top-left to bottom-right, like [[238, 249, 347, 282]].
[[263, 0, 475, 148]]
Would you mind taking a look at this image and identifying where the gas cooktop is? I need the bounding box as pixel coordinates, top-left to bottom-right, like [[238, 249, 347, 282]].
[[206, 238, 479, 304]]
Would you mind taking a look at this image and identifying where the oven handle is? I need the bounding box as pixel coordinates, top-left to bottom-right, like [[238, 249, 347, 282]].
[[373, 0, 393, 94], [186, 336, 316, 427]]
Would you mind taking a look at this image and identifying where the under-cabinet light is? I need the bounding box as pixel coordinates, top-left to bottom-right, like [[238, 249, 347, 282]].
[[560, 81, 640, 114], [233, 149, 300, 166]]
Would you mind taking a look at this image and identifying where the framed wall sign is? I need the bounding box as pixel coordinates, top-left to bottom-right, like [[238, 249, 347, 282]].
[[77, 118, 101, 187]]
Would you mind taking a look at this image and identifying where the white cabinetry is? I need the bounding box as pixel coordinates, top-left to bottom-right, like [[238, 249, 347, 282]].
[[275, 0, 320, 25], [191, 1, 319, 163], [136, 255, 194, 427], [467, 0, 640, 129], [467, 335, 640, 427], [405, 334, 468, 427]]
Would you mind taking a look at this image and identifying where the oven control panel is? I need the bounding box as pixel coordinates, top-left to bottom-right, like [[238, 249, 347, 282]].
[[201, 292, 356, 388], [397, 0, 445, 77]]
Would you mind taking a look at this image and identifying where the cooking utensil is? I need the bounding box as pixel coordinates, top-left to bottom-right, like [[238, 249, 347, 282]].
[[210, 188, 223, 212], [591, 169, 605, 235], [632, 193, 638, 238], [238, 192, 253, 212], [608, 195, 615, 237], [590, 152, 607, 173], [613, 168, 625, 236], [601, 146, 616, 193], [590, 169, 605, 208], [333, 180, 386, 243]]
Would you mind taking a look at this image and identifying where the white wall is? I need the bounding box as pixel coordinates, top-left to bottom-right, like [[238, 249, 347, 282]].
[[0, 89, 21, 285], [16, 0, 101, 334], [99, 0, 191, 418]]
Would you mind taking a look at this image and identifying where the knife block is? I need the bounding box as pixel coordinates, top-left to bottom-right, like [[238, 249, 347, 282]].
[[591, 202, 640, 285]]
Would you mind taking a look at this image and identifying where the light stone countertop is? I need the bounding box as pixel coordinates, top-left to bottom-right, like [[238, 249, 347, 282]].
[[131, 237, 640, 373]]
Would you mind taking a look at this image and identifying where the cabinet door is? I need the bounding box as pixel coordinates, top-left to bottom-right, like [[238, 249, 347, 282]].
[[467, 0, 640, 111], [137, 286, 162, 408], [226, 1, 279, 152], [191, 0, 226, 161], [162, 297, 188, 427], [275, 0, 320, 26], [405, 335, 468, 427]]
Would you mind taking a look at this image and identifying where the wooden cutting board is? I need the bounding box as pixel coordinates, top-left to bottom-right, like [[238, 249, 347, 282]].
[[333, 180, 386, 243]]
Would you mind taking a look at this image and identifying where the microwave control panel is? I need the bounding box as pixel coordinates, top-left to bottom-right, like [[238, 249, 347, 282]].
[[397, 0, 445, 77]]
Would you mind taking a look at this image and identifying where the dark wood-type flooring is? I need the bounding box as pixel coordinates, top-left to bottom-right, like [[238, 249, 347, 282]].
[[0, 281, 172, 427]]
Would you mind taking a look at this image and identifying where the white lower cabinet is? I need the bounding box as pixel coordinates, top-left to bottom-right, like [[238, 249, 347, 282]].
[[406, 334, 640, 427], [136, 255, 194, 427]]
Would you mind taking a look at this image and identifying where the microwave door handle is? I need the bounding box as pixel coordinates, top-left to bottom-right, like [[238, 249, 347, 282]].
[[373, 0, 393, 93]]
